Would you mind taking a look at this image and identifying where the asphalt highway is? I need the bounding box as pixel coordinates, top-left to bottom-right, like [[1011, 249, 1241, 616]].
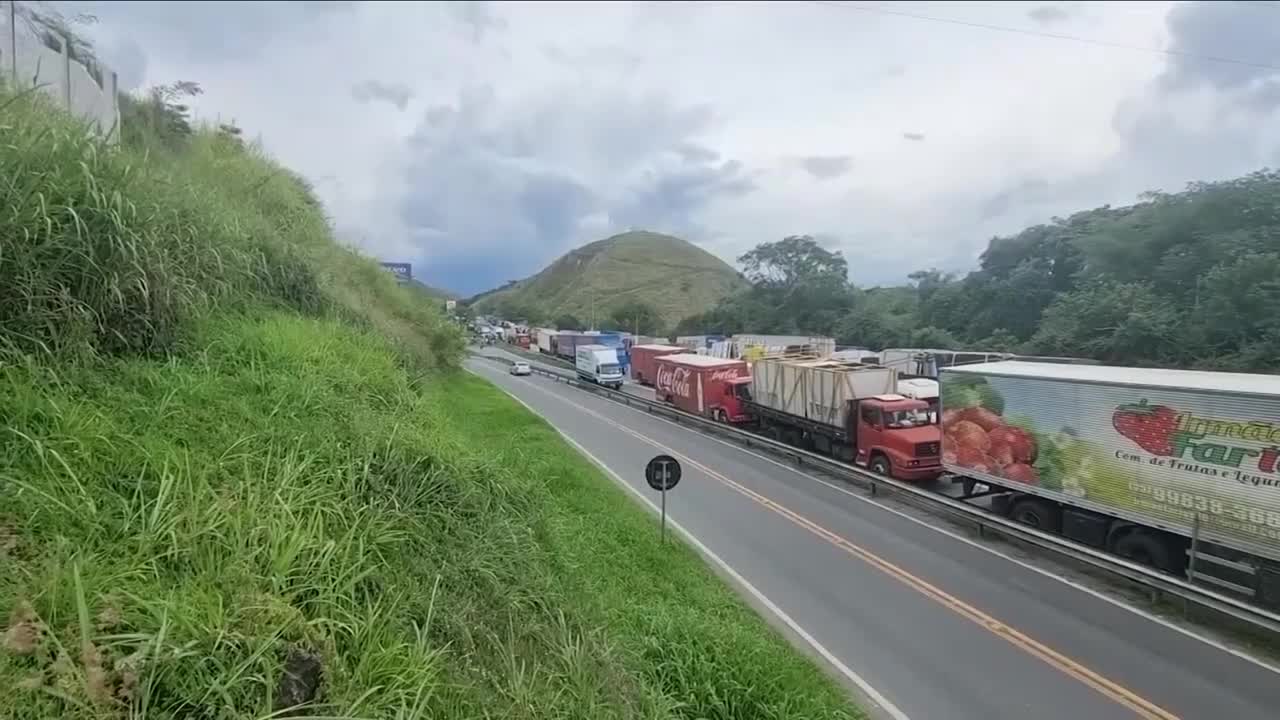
[[469, 350, 1280, 720]]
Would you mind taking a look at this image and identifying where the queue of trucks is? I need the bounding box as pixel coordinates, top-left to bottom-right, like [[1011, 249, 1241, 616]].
[[515, 328, 1280, 604]]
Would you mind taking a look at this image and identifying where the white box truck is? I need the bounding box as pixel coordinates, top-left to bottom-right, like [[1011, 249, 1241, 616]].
[[941, 361, 1280, 603], [576, 344, 624, 389], [536, 328, 555, 354]]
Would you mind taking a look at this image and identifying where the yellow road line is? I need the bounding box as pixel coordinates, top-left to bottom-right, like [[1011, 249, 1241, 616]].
[[511, 373, 1180, 720]]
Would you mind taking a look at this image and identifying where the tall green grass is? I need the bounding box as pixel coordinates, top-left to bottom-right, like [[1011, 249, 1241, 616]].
[[0, 86, 859, 717], [0, 87, 461, 366]]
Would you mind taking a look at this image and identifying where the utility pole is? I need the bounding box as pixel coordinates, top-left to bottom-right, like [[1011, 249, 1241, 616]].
[[9, 1, 18, 87]]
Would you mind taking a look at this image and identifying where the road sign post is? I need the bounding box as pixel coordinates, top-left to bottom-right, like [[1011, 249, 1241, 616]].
[[644, 455, 682, 544]]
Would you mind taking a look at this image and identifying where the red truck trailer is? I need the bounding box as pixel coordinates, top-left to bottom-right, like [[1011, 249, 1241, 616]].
[[654, 354, 750, 420], [630, 344, 686, 386]]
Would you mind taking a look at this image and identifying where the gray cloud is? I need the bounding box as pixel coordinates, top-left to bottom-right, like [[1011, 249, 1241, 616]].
[[544, 45, 642, 75], [979, 178, 1052, 222], [675, 143, 720, 164], [1159, 2, 1280, 94], [612, 159, 756, 231], [447, 1, 505, 43], [799, 155, 853, 180], [397, 86, 754, 293], [351, 80, 413, 110], [902, 132, 926, 142], [99, 34, 148, 91], [69, 1, 355, 62], [1027, 6, 1071, 25]]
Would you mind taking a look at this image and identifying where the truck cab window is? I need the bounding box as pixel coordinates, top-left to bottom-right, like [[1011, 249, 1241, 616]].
[[860, 405, 880, 428], [886, 408, 933, 428]]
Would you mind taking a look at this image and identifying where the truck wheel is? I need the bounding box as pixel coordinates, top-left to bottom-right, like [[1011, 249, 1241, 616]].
[[869, 456, 891, 476], [1009, 498, 1061, 533], [1112, 530, 1173, 572], [714, 409, 727, 423]]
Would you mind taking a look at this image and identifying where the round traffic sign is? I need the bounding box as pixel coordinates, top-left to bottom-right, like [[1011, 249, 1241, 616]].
[[645, 455, 682, 491]]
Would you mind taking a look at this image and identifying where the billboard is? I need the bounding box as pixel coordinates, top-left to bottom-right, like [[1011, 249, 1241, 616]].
[[380, 262, 412, 284], [940, 371, 1280, 558]]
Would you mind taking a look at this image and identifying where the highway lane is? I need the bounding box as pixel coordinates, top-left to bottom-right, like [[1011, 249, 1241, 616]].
[[468, 354, 1280, 720]]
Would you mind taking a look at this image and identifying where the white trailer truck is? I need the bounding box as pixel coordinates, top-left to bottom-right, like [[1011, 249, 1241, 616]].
[[941, 361, 1280, 604], [575, 344, 625, 389], [536, 328, 556, 354]]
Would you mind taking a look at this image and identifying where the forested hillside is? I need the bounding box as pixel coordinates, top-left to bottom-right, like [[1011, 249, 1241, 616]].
[[677, 172, 1280, 372]]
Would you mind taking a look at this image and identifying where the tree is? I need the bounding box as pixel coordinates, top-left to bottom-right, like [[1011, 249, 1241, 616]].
[[1029, 281, 1181, 363], [738, 235, 848, 288], [553, 314, 583, 331], [119, 81, 205, 150], [610, 300, 664, 336], [658, 171, 1280, 371]]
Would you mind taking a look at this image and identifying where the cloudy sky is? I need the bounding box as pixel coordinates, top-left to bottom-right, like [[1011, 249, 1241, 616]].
[[64, 0, 1280, 295]]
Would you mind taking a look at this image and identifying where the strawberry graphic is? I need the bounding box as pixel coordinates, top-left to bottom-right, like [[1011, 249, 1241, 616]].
[[1112, 400, 1179, 456]]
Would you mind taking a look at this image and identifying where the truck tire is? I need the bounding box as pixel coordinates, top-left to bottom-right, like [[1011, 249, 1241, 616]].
[[869, 455, 891, 476], [1112, 529, 1174, 573], [1009, 497, 1061, 533], [714, 408, 727, 423]]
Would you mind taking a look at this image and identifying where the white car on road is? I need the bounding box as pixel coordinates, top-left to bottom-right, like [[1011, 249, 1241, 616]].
[[509, 361, 532, 376]]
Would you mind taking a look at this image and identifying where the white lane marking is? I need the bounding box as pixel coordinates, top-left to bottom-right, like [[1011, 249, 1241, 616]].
[[478, 356, 1280, 677], [467, 364, 912, 720]]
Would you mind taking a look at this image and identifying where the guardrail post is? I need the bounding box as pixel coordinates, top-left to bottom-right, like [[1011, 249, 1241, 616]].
[[1185, 513, 1202, 618]]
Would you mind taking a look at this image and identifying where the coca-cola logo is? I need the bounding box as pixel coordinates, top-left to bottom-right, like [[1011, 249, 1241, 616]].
[[709, 368, 740, 382], [656, 365, 692, 398]]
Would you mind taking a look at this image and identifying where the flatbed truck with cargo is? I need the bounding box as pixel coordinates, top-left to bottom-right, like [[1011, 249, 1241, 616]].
[[725, 357, 943, 482]]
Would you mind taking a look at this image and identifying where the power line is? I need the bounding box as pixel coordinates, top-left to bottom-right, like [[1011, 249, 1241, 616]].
[[805, 1, 1280, 74]]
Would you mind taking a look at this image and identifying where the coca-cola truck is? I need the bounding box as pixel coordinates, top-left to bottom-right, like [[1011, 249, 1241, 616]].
[[631, 344, 686, 386], [654, 354, 750, 421], [732, 357, 943, 481]]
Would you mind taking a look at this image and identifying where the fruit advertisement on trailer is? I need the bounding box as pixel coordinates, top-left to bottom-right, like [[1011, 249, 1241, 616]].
[[939, 372, 1280, 556]]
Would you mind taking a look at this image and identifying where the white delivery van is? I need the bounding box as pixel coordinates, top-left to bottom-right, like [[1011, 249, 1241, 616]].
[[576, 344, 625, 389]]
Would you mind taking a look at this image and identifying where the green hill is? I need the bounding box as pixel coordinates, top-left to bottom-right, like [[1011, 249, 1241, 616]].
[[471, 231, 746, 330]]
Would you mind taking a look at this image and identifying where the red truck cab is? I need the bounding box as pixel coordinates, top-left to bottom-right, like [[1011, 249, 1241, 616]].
[[853, 395, 942, 480]]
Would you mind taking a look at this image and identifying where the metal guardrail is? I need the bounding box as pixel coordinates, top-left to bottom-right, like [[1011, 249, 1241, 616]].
[[473, 350, 1280, 637]]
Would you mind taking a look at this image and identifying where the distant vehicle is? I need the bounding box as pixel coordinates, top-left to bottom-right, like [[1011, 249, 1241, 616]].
[[509, 361, 531, 376], [576, 345, 624, 389]]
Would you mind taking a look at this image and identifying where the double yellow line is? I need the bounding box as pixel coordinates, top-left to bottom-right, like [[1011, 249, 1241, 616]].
[[522, 375, 1179, 720]]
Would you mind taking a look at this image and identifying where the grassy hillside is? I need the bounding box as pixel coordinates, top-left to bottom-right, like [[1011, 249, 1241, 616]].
[[0, 84, 858, 717], [471, 231, 746, 329]]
